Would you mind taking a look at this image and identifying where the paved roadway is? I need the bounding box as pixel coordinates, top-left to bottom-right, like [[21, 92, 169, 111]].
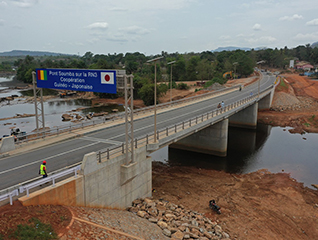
[[0, 73, 276, 191]]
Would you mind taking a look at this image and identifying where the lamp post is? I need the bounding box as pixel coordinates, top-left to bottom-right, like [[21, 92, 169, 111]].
[[233, 62, 238, 79], [147, 56, 163, 143], [256, 60, 266, 99], [167, 60, 176, 106]]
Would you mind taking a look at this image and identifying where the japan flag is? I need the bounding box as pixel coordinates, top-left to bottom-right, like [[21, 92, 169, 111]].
[[100, 72, 114, 84]]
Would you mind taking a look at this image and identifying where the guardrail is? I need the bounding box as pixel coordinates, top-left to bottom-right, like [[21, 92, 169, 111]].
[[0, 189, 19, 205], [96, 85, 274, 162], [19, 165, 81, 197], [15, 85, 241, 144], [0, 165, 81, 205]]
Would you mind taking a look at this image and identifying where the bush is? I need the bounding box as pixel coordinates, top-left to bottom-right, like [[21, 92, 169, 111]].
[[11, 218, 58, 240], [158, 83, 168, 95], [176, 83, 189, 90]]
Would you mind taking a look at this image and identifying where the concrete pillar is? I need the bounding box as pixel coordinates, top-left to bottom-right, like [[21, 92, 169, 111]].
[[170, 119, 228, 157], [229, 103, 258, 129], [0, 136, 15, 153], [258, 89, 274, 110]]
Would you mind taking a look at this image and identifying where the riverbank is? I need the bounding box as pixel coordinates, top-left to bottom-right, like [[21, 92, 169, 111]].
[[258, 73, 318, 133], [152, 162, 318, 240]]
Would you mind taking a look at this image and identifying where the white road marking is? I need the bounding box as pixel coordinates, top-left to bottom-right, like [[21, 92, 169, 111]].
[[81, 136, 122, 145], [0, 142, 100, 175]]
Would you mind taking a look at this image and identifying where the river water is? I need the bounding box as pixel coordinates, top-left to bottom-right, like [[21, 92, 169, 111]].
[[150, 124, 318, 189], [1, 76, 317, 189], [0, 76, 123, 136]]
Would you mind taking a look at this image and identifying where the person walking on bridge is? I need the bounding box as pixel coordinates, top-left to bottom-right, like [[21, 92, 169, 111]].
[[39, 160, 48, 178]]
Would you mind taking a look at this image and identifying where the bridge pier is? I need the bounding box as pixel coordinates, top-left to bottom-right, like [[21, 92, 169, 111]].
[[258, 90, 274, 110], [170, 119, 229, 157], [229, 103, 258, 129]]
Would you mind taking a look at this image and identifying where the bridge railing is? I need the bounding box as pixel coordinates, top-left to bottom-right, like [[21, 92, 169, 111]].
[[15, 85, 240, 144], [19, 165, 81, 197], [0, 189, 19, 205], [0, 164, 81, 205], [96, 86, 273, 161]]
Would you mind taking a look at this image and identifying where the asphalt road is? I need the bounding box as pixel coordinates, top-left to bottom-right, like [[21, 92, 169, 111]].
[[0, 73, 276, 191]]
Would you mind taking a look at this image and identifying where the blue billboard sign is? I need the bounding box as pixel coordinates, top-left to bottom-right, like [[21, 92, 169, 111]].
[[36, 68, 117, 94]]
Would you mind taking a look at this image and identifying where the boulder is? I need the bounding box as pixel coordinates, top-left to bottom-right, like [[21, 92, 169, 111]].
[[62, 114, 73, 121]]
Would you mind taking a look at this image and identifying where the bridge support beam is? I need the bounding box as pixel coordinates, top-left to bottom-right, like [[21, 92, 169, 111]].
[[229, 103, 258, 129], [258, 90, 274, 110], [170, 119, 228, 157]]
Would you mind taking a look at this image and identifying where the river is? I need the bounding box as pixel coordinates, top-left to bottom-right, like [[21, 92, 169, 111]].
[[0, 76, 123, 136], [150, 124, 318, 189], [1, 76, 317, 189]]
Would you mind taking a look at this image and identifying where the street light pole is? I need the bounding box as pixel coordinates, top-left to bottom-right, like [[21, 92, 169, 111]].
[[256, 60, 265, 99], [167, 61, 176, 107], [147, 56, 164, 143]]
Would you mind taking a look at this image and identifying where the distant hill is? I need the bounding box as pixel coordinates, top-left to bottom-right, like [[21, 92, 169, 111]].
[[312, 42, 318, 48], [0, 50, 72, 57], [212, 46, 266, 52]]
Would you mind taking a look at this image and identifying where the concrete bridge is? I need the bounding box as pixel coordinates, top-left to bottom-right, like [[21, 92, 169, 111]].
[[1, 73, 277, 209]]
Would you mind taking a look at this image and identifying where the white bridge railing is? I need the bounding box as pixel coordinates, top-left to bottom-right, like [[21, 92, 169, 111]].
[[0, 165, 81, 205], [15, 85, 241, 144], [0, 189, 19, 205]]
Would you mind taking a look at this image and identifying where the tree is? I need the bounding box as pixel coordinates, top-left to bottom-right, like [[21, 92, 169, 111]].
[[185, 56, 200, 81]]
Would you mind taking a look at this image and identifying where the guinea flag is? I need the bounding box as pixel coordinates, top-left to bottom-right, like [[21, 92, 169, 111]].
[[37, 70, 47, 80]]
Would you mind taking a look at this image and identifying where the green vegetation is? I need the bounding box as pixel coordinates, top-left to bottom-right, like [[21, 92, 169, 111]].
[[6, 43, 318, 105], [176, 83, 189, 90], [276, 78, 289, 92], [10, 218, 58, 240]]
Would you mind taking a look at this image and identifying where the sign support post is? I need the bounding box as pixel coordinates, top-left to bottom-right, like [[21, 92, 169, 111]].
[[32, 71, 45, 134], [123, 74, 134, 164]]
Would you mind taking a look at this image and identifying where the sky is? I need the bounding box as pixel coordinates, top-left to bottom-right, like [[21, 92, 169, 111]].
[[0, 0, 318, 56]]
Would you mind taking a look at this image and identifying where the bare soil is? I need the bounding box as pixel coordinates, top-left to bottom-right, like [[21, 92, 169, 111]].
[[0, 201, 72, 238], [152, 163, 318, 240], [1, 74, 318, 239], [258, 73, 318, 133]]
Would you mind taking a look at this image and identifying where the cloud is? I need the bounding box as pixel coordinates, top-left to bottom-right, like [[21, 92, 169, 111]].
[[306, 19, 318, 26], [0, 1, 7, 7], [279, 14, 303, 21], [119, 26, 150, 35], [253, 24, 261, 31], [0, 19, 4, 26], [10, 0, 38, 8], [237, 33, 255, 38], [106, 33, 129, 43], [87, 37, 101, 44], [109, 7, 128, 12], [116, 0, 195, 11], [86, 22, 109, 30], [247, 36, 277, 45], [294, 32, 318, 41], [219, 35, 231, 40]]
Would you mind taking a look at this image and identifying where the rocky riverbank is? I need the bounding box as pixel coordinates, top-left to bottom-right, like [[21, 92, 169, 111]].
[[128, 198, 229, 239]]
